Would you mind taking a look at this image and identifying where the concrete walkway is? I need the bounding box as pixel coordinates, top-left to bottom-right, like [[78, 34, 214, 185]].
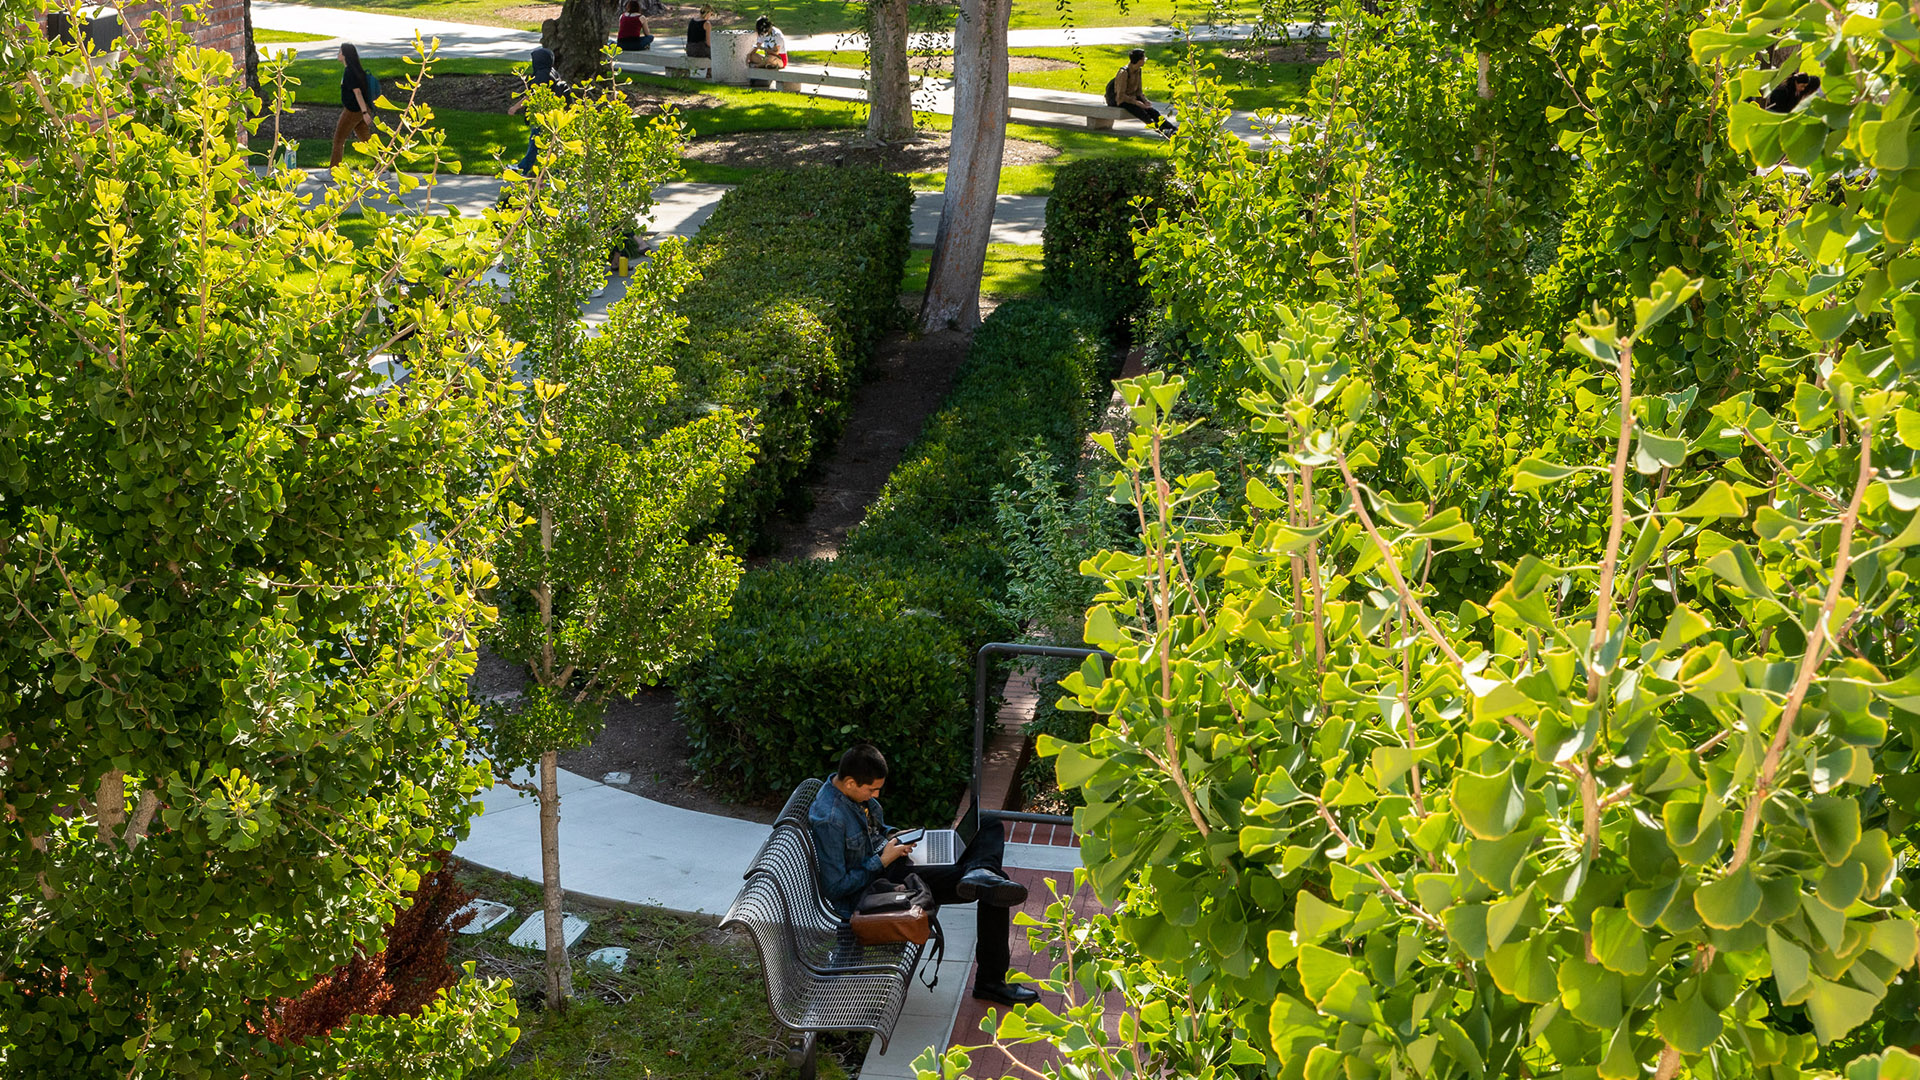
[[295, 172, 1048, 246], [252, 2, 1295, 143], [455, 764, 1080, 1078], [253, 2, 1298, 58]]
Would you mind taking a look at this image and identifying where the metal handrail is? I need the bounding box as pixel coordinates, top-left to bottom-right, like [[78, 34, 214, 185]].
[[971, 642, 1113, 828]]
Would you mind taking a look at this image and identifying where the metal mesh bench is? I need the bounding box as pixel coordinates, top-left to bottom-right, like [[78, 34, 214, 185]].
[[724, 780, 925, 1078]]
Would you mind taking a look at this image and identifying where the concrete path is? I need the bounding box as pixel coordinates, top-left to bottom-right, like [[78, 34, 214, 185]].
[[293, 170, 1048, 245], [253, 2, 1296, 143], [455, 763, 1081, 1079], [253, 2, 1301, 58]]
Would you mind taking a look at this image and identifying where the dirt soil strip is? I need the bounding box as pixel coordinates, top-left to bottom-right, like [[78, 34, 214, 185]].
[[759, 321, 976, 562]]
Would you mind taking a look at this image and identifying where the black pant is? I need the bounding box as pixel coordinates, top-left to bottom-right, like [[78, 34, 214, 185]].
[[882, 816, 1012, 985], [1119, 101, 1174, 132]]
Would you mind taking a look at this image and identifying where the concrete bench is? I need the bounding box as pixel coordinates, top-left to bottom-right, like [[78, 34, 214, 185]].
[[615, 48, 711, 79], [743, 65, 870, 93], [736, 64, 1140, 131], [1006, 92, 1134, 130]]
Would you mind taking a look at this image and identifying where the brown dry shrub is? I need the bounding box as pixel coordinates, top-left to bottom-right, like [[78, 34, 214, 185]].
[[261, 857, 476, 1045]]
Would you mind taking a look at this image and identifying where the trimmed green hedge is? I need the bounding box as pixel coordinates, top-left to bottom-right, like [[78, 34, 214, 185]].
[[681, 300, 1108, 822], [668, 167, 913, 545], [1040, 158, 1171, 342]]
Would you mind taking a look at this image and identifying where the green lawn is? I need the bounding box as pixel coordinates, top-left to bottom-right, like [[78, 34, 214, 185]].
[[255, 28, 334, 43], [902, 243, 1044, 296], [263, 60, 1173, 189], [448, 862, 855, 1079], [792, 41, 1316, 114], [269, 0, 1300, 36]]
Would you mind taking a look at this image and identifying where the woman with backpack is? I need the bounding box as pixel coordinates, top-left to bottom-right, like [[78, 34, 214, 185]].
[[330, 43, 378, 168], [1105, 48, 1176, 137]]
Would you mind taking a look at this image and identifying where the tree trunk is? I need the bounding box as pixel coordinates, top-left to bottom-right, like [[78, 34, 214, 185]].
[[538, 749, 572, 1009], [918, 0, 1008, 332], [242, 0, 259, 95], [554, 0, 617, 83], [866, 0, 914, 144]]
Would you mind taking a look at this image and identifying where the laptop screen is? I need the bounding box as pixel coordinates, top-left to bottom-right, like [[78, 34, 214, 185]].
[[956, 795, 980, 846]]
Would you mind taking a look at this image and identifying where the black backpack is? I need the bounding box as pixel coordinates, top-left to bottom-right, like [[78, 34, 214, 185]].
[[1104, 76, 1117, 107]]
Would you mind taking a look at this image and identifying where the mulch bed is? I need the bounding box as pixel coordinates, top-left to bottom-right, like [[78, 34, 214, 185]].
[[898, 53, 1078, 75], [684, 128, 1057, 172]]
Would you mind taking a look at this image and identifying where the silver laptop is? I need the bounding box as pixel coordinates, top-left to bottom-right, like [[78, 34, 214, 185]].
[[903, 798, 980, 868]]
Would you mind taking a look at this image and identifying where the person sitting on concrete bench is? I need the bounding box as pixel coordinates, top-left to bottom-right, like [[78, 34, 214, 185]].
[[616, 1, 654, 51], [748, 15, 788, 69], [685, 5, 713, 58], [808, 744, 1042, 1007], [1106, 48, 1177, 137]]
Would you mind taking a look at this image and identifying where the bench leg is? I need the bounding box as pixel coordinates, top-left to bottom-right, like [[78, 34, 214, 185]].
[[1087, 116, 1114, 130], [786, 1032, 818, 1080]]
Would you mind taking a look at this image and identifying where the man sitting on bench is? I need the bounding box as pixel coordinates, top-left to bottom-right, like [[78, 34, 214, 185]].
[[1106, 48, 1177, 137], [808, 744, 1041, 1006]]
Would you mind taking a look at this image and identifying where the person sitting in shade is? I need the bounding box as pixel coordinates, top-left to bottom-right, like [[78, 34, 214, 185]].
[[748, 15, 788, 69], [1106, 48, 1177, 137], [616, 1, 653, 51], [808, 744, 1042, 1007]]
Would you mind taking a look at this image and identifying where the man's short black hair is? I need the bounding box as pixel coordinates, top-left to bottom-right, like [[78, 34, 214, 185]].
[[838, 744, 888, 785], [756, 14, 772, 31], [1129, 47, 1146, 63]]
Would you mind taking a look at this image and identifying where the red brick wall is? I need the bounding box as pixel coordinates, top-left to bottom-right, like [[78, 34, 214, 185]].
[[45, 0, 248, 66]]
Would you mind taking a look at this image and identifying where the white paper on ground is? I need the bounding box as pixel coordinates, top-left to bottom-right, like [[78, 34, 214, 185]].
[[449, 899, 515, 935], [507, 911, 590, 950]]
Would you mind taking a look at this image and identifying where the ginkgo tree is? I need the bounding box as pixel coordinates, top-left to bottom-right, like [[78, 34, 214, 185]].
[[915, 2, 1920, 1079], [480, 85, 752, 1010], [0, 10, 519, 1076]]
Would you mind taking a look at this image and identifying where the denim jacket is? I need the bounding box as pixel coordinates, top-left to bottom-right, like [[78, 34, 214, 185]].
[[808, 774, 889, 918]]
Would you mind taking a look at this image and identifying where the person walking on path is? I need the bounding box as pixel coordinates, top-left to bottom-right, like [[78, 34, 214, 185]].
[[616, 1, 653, 50], [807, 744, 1042, 1008], [747, 15, 787, 69], [684, 5, 713, 58], [506, 46, 561, 174], [329, 43, 377, 168], [1105, 48, 1177, 136]]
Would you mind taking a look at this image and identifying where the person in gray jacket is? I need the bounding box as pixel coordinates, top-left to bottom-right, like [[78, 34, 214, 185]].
[[808, 744, 1040, 1006]]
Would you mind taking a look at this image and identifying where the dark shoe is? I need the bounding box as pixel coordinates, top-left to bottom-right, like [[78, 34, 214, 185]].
[[954, 868, 1028, 907], [972, 981, 1041, 1006]]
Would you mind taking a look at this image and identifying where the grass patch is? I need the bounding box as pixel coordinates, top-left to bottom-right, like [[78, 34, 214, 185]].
[[259, 65, 1173, 189], [901, 243, 1044, 298], [793, 40, 1315, 114], [255, 28, 333, 43], [277, 56, 526, 102], [656, 78, 1173, 194], [447, 861, 857, 1079]]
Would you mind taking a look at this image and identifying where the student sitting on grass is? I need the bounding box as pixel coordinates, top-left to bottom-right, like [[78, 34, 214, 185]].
[[808, 744, 1042, 1006], [616, 1, 654, 50]]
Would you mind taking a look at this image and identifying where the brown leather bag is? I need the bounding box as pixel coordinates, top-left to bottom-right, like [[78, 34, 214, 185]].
[[850, 874, 934, 946]]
